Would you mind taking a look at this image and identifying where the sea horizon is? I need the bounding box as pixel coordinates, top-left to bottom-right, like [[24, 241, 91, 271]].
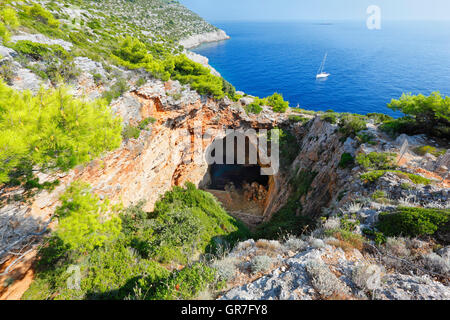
[[193, 20, 450, 117]]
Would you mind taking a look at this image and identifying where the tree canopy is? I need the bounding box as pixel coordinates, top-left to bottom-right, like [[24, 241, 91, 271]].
[[0, 81, 122, 185], [386, 92, 450, 139]]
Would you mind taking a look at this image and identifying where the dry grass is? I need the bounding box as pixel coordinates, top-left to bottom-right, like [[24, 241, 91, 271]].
[[327, 231, 364, 252]]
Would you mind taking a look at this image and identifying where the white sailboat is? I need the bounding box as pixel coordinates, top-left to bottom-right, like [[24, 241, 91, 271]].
[[316, 53, 330, 79]]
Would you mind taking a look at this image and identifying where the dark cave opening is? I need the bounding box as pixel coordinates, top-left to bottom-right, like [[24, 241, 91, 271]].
[[208, 164, 269, 190]]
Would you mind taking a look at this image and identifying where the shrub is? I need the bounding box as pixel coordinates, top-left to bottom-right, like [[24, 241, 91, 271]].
[[13, 40, 69, 60], [0, 59, 14, 84], [387, 92, 450, 139], [325, 228, 365, 252], [339, 114, 367, 137], [55, 181, 122, 254], [413, 146, 446, 157], [352, 264, 381, 291], [305, 260, 348, 298], [153, 263, 216, 300], [356, 152, 396, 170], [250, 255, 273, 273], [360, 170, 432, 185], [122, 125, 141, 140], [362, 228, 386, 245], [321, 113, 337, 124], [138, 117, 156, 130], [24, 3, 60, 28], [0, 81, 122, 185], [0, 6, 19, 42], [212, 258, 237, 281], [102, 77, 129, 103], [284, 237, 307, 252], [244, 102, 263, 115], [267, 92, 289, 113], [385, 237, 410, 257], [377, 207, 450, 238], [371, 190, 387, 201], [128, 183, 250, 263], [423, 253, 449, 275], [356, 132, 376, 145], [289, 115, 308, 123], [366, 113, 393, 124], [339, 153, 355, 169]]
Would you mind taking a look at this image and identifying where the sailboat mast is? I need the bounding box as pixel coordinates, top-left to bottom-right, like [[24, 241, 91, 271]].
[[317, 53, 327, 75]]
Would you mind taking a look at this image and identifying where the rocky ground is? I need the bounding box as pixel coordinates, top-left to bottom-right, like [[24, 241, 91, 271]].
[[217, 238, 449, 300]]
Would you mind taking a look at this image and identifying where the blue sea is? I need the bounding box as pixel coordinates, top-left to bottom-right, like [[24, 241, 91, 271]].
[[192, 21, 450, 117]]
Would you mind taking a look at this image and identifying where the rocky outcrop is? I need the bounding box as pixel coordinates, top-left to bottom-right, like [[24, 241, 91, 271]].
[[218, 238, 450, 300], [10, 33, 73, 51], [185, 51, 221, 77], [0, 78, 288, 299], [179, 30, 230, 49]]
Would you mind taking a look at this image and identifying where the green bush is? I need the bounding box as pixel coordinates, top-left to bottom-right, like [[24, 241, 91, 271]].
[[153, 263, 216, 300], [356, 152, 396, 170], [244, 102, 263, 115], [122, 125, 141, 140], [0, 59, 14, 84], [360, 170, 432, 185], [25, 183, 249, 300], [24, 3, 60, 28], [0, 6, 19, 42], [267, 92, 289, 113], [356, 132, 376, 145], [339, 153, 355, 169], [0, 81, 122, 185], [366, 113, 393, 124], [288, 115, 308, 123], [102, 78, 130, 104], [321, 113, 337, 124], [55, 181, 122, 254], [13, 40, 70, 60], [371, 190, 388, 202], [339, 114, 367, 137], [386, 92, 450, 139], [413, 146, 446, 157], [138, 117, 156, 130], [377, 207, 450, 238]]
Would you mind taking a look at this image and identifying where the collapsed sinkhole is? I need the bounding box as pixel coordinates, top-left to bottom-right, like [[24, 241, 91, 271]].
[[201, 133, 275, 224], [203, 134, 271, 191]]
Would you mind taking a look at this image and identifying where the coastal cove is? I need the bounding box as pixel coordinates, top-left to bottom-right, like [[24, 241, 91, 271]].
[[192, 20, 450, 117]]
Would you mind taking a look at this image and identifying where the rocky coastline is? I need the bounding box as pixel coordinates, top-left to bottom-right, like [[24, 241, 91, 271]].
[[179, 29, 230, 49]]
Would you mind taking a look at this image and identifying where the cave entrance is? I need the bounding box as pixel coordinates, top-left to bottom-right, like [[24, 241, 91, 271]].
[[202, 133, 273, 228], [208, 164, 269, 191]]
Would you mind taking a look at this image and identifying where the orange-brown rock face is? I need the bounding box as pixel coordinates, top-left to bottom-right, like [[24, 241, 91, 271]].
[[0, 80, 287, 299]]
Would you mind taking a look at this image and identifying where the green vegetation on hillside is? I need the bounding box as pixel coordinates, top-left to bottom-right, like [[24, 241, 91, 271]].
[[255, 170, 317, 239], [377, 207, 450, 238], [0, 81, 122, 186], [244, 93, 290, 114], [381, 92, 450, 139], [0, 4, 20, 42], [110, 36, 235, 99], [24, 182, 249, 300], [360, 170, 432, 185], [356, 152, 397, 170]]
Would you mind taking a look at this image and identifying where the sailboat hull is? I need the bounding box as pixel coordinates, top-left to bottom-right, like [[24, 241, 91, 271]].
[[316, 73, 330, 79]]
